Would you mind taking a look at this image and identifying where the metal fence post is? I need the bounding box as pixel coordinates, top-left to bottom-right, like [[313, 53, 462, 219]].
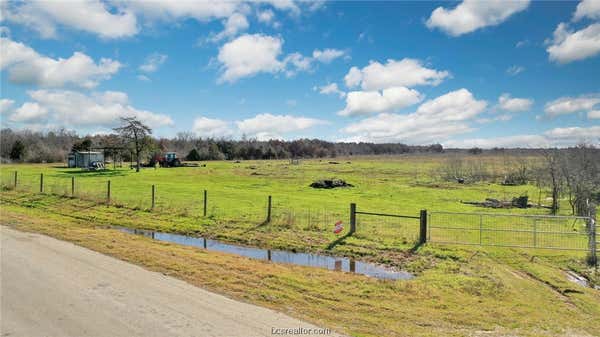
[[203, 189, 207, 217], [479, 214, 483, 245], [349, 203, 356, 234], [71, 176, 75, 197], [151, 185, 155, 209], [533, 219, 538, 248], [266, 195, 272, 222], [39, 173, 44, 193], [107, 180, 111, 204], [589, 217, 597, 267], [14, 171, 17, 189], [419, 210, 428, 244]]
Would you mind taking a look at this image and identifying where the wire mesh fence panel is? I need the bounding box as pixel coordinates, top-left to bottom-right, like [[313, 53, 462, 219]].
[[429, 211, 592, 251], [356, 213, 420, 247], [270, 206, 345, 233]]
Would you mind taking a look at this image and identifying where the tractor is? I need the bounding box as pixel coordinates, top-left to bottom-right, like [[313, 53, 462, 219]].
[[149, 152, 182, 167]]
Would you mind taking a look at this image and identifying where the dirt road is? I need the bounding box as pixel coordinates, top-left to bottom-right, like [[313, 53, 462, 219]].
[[0, 227, 341, 337]]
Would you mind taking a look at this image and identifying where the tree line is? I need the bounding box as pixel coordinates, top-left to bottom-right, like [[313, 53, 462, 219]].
[[1, 126, 443, 164]]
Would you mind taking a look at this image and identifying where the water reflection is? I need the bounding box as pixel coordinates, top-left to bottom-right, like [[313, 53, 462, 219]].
[[114, 227, 413, 280]]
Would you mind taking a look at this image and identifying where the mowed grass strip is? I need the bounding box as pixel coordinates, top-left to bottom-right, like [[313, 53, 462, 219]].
[[2, 201, 600, 337]]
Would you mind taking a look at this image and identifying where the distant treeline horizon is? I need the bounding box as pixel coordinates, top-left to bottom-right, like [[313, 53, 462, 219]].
[[0, 127, 568, 163]]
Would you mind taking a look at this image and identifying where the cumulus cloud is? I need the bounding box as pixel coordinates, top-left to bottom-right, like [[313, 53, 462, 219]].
[[0, 98, 15, 115], [192, 117, 233, 138], [544, 94, 600, 117], [573, 0, 600, 21], [0, 37, 121, 88], [426, 0, 530, 37], [9, 102, 48, 122], [11, 90, 173, 128], [257, 9, 275, 24], [341, 89, 487, 143], [338, 87, 423, 117], [139, 53, 168, 73], [312, 49, 346, 63], [498, 93, 533, 112], [315, 83, 346, 98], [217, 34, 284, 83], [209, 12, 249, 42], [236, 113, 327, 140], [217, 34, 345, 83], [589, 110, 600, 119], [343, 58, 449, 91], [2, 0, 138, 39], [547, 23, 600, 63]]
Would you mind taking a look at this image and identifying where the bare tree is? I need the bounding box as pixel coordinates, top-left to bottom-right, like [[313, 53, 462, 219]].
[[559, 144, 600, 216], [113, 117, 152, 172], [541, 149, 563, 215]]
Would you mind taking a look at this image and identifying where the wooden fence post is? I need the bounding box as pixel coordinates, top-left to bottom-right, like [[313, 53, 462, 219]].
[[13, 171, 17, 189], [349, 203, 356, 234], [151, 185, 155, 209], [419, 209, 428, 245], [71, 176, 75, 197], [203, 189, 207, 217], [266, 195, 272, 222], [107, 180, 111, 204], [39, 173, 44, 193]]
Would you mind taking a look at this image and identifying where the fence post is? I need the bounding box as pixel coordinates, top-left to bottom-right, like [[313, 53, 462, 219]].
[[533, 219, 537, 248], [39, 173, 44, 193], [151, 185, 155, 209], [349, 203, 356, 234], [479, 214, 483, 245], [419, 210, 428, 244], [203, 189, 207, 217], [13, 171, 17, 189], [266, 195, 272, 222], [107, 180, 111, 205], [589, 217, 597, 267], [71, 176, 75, 197]]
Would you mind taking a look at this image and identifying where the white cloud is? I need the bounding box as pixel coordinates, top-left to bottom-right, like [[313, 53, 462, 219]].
[[338, 87, 423, 117], [210, 12, 249, 42], [315, 83, 346, 98], [573, 0, 600, 21], [341, 89, 486, 143], [0, 98, 15, 115], [444, 126, 600, 148], [426, 0, 530, 37], [18, 90, 173, 128], [0, 37, 121, 88], [589, 110, 600, 119], [137, 75, 150, 82], [344, 58, 449, 90], [9, 102, 48, 122], [122, 1, 240, 22], [216, 34, 342, 82], [236, 113, 327, 139], [506, 65, 525, 76], [139, 53, 168, 73], [283, 52, 313, 76], [262, 0, 300, 15], [312, 49, 345, 63], [498, 94, 533, 112], [544, 94, 600, 117], [2, 0, 138, 39], [217, 34, 284, 83], [192, 117, 233, 138], [257, 9, 275, 24], [547, 23, 600, 63], [416, 88, 487, 121]]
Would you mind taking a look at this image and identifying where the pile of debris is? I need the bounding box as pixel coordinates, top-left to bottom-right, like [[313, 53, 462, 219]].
[[310, 179, 353, 189], [462, 196, 529, 209]]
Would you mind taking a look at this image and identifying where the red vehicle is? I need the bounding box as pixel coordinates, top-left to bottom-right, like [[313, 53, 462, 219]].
[[149, 152, 182, 167]]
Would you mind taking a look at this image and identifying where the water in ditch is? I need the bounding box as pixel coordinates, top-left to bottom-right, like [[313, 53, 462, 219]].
[[112, 226, 413, 280]]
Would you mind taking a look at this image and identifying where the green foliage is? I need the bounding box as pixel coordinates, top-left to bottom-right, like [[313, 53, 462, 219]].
[[9, 140, 25, 161], [185, 148, 201, 161]]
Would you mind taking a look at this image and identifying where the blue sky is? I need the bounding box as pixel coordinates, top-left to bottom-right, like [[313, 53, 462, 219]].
[[0, 0, 599, 147]]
